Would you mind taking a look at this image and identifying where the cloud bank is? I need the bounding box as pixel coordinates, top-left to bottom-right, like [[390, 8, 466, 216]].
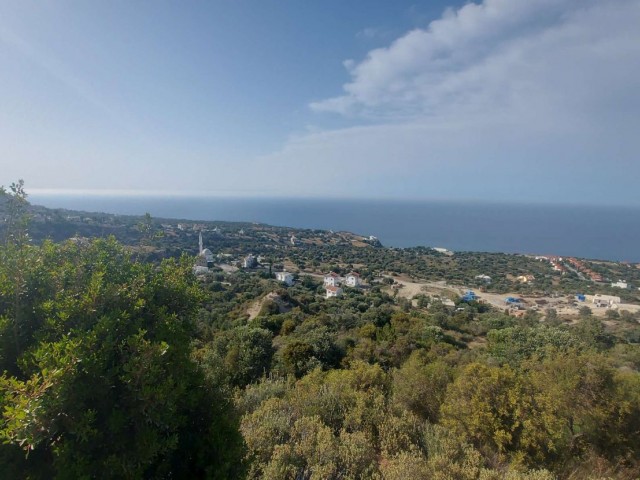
[[310, 0, 639, 122], [257, 0, 640, 203]]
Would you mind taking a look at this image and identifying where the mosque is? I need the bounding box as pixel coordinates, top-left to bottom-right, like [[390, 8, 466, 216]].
[[198, 232, 214, 267], [194, 232, 214, 275]]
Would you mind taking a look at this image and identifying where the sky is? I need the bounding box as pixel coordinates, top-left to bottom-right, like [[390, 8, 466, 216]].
[[0, 0, 639, 205]]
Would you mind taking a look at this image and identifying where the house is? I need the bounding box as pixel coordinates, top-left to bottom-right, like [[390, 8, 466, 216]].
[[611, 280, 628, 289], [193, 265, 209, 276], [243, 254, 257, 268], [475, 274, 492, 283], [592, 294, 621, 308], [276, 271, 295, 286], [325, 286, 343, 298], [323, 272, 341, 287], [345, 272, 362, 287]]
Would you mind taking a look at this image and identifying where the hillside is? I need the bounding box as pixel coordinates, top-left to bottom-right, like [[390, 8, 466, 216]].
[[1, 190, 639, 479]]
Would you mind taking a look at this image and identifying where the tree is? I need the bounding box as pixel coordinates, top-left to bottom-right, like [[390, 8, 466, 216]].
[[605, 309, 620, 320], [440, 362, 558, 464], [135, 212, 163, 247], [280, 341, 315, 378], [526, 350, 628, 458], [0, 180, 31, 369], [196, 325, 274, 387], [578, 305, 592, 318], [544, 308, 560, 326], [0, 238, 244, 478], [574, 317, 614, 350], [392, 352, 452, 422], [0, 179, 30, 248], [487, 325, 581, 366]]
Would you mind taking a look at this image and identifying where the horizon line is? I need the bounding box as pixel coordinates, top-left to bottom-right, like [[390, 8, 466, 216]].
[[23, 188, 640, 209]]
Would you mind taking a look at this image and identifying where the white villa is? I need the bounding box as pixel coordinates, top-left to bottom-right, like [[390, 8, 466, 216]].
[[325, 286, 343, 298], [324, 272, 341, 287], [345, 272, 362, 287], [276, 271, 295, 286], [611, 280, 628, 289]]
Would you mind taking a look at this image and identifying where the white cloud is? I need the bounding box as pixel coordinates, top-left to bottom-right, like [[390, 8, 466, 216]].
[[310, 0, 640, 123], [263, 0, 640, 203]]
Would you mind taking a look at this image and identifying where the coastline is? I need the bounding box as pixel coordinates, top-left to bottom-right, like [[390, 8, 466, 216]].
[[28, 194, 640, 263]]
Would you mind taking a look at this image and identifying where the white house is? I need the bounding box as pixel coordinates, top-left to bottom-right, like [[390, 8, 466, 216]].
[[276, 271, 295, 286], [243, 254, 257, 268], [193, 265, 209, 276], [323, 272, 341, 287], [325, 286, 343, 298], [611, 280, 628, 289], [345, 272, 362, 287]]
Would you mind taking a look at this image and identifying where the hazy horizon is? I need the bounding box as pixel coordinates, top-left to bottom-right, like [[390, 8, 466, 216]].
[[27, 189, 640, 209]]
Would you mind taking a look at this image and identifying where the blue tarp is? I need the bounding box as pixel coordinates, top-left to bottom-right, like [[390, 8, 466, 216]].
[[461, 290, 477, 302]]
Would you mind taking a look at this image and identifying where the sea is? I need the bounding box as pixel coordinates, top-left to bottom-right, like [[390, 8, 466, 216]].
[[29, 195, 640, 263]]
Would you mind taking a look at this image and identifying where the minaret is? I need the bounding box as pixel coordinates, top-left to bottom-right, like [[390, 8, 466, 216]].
[[199, 231, 203, 255]]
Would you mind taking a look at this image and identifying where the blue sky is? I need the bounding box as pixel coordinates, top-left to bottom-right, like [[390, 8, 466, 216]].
[[1, 0, 639, 205]]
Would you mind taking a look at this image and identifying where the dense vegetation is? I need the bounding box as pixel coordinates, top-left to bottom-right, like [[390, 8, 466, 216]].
[[1, 183, 639, 478]]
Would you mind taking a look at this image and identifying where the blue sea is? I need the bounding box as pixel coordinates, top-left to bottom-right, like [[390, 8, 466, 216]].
[[29, 195, 640, 262]]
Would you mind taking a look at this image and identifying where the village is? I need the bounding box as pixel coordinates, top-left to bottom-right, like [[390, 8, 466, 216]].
[[190, 228, 640, 320], [10, 202, 640, 321]]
